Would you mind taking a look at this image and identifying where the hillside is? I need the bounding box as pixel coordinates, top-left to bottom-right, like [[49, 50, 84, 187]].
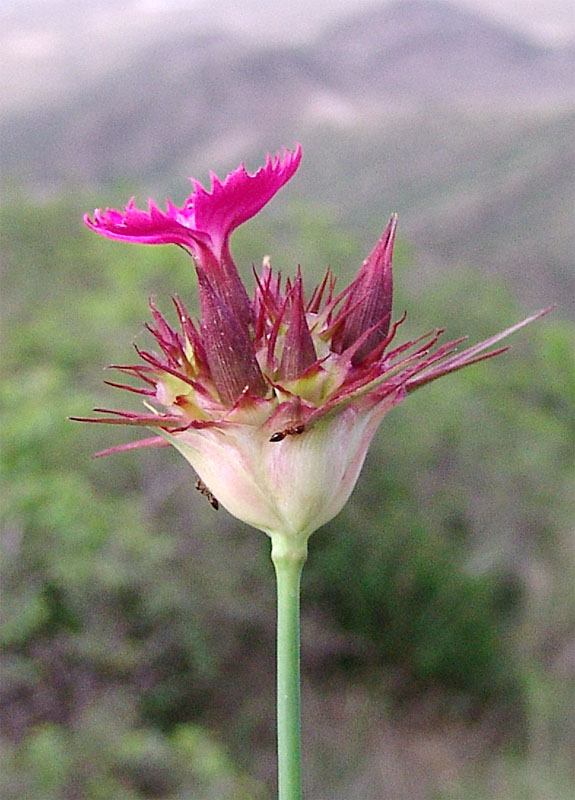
[[1, 0, 573, 310], [2, 0, 572, 180]]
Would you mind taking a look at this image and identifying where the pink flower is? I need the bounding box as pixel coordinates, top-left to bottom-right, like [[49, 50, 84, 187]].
[[85, 148, 302, 329], [76, 147, 550, 544]]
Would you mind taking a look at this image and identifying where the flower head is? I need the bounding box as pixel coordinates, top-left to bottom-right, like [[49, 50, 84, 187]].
[[76, 146, 550, 544]]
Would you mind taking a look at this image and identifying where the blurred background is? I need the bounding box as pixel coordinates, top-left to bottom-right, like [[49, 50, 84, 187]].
[[1, 0, 574, 798]]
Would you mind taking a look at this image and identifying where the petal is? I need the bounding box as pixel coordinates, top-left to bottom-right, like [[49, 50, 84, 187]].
[[190, 145, 302, 257], [84, 198, 210, 249]]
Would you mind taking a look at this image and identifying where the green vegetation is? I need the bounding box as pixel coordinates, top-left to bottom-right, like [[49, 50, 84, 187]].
[[1, 196, 573, 798]]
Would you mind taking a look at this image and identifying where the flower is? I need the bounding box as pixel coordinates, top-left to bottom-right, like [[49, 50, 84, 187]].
[[76, 146, 550, 546]]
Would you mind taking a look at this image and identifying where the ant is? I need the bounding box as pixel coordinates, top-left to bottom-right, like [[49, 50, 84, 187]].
[[195, 477, 219, 510], [269, 424, 306, 443]]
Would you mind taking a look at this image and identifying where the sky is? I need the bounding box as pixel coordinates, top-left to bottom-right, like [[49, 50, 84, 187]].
[[169, 0, 574, 46], [2, 0, 574, 46]]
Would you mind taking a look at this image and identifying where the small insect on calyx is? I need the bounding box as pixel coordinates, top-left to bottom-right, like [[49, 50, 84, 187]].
[[195, 477, 219, 510], [269, 424, 306, 443]]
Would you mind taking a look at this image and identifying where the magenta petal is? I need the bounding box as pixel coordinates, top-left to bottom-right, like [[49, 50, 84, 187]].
[[84, 146, 301, 255], [84, 198, 210, 249], [191, 145, 302, 257]]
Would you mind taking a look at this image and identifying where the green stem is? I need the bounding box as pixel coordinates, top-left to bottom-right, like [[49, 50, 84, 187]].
[[271, 534, 307, 800]]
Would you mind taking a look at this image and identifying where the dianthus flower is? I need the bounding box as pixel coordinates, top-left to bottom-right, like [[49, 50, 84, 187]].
[[78, 145, 546, 548], [76, 145, 550, 799]]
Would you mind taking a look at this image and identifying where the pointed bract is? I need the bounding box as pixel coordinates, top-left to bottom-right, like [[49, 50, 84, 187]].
[[278, 271, 317, 381], [335, 215, 396, 363]]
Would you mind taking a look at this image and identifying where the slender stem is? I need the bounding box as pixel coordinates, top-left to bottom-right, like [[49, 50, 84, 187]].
[[271, 534, 307, 800]]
